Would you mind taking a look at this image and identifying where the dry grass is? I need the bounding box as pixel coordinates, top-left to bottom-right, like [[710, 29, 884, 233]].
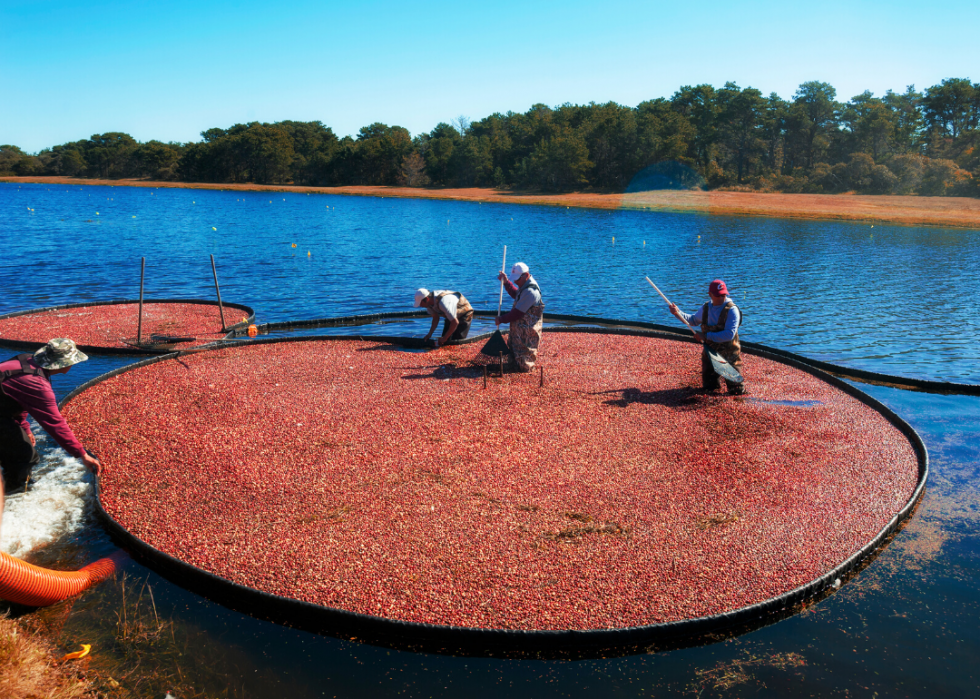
[[697, 512, 740, 529], [0, 613, 94, 699], [5, 176, 980, 228], [5, 571, 257, 699], [113, 578, 174, 658], [544, 521, 628, 540], [689, 652, 806, 695]]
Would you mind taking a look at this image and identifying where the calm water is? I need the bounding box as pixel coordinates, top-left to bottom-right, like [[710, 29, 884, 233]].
[[3, 182, 978, 381], [2, 182, 980, 697]]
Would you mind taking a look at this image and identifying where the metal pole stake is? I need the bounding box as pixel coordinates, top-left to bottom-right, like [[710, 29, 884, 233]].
[[137, 257, 145, 345], [211, 254, 227, 331]]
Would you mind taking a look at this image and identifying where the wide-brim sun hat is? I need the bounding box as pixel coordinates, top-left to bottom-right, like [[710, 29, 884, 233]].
[[414, 288, 430, 307], [34, 338, 88, 370]]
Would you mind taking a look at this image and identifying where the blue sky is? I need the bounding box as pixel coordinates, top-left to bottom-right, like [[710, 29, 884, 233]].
[[2, 0, 978, 153]]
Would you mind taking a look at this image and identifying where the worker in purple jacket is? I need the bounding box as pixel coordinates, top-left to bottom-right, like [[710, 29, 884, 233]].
[[0, 338, 101, 536]]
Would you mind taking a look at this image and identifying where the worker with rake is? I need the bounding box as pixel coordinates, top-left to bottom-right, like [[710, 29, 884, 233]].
[[669, 279, 746, 395], [496, 262, 545, 372], [415, 288, 475, 347]]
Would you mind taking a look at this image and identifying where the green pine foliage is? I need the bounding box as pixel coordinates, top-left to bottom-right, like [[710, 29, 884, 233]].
[[4, 78, 979, 196]]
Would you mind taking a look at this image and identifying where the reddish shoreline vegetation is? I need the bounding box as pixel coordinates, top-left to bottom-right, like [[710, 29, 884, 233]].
[[66, 335, 918, 631], [5, 176, 980, 228]]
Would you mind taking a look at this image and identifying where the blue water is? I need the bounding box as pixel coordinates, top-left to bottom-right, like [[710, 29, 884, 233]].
[[748, 398, 824, 408], [4, 181, 980, 696], [3, 182, 978, 381]]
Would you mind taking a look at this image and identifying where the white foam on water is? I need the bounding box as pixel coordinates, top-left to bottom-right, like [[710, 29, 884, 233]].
[[1, 430, 95, 558]]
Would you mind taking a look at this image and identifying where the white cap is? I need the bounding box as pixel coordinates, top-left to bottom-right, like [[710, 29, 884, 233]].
[[413, 288, 429, 307], [509, 262, 529, 282]]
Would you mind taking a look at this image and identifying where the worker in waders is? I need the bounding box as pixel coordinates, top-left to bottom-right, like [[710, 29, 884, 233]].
[[669, 279, 746, 395], [415, 288, 475, 347], [0, 339, 102, 538], [496, 262, 545, 372]]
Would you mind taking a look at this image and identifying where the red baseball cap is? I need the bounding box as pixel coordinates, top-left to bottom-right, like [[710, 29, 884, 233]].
[[708, 279, 728, 296]]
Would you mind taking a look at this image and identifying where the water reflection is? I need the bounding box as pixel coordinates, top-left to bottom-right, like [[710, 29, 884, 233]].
[[746, 398, 823, 408]]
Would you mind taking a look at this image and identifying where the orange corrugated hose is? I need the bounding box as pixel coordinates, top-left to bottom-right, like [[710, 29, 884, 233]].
[[0, 550, 122, 606]]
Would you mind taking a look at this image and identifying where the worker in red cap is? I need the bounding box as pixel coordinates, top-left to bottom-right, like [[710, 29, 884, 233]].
[[669, 279, 746, 395]]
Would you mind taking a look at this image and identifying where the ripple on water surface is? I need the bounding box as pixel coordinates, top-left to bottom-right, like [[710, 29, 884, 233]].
[[2, 181, 978, 383]]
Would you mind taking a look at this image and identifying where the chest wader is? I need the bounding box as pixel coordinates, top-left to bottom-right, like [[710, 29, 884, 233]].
[[433, 291, 474, 341], [0, 355, 43, 493], [510, 284, 545, 372], [700, 302, 745, 395]]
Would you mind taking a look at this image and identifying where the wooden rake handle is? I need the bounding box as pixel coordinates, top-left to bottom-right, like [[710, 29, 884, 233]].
[[497, 245, 507, 317], [645, 277, 701, 340]]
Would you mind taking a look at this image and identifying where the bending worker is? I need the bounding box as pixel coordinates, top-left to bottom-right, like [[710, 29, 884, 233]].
[[0, 338, 102, 536], [414, 288, 475, 347], [669, 279, 746, 395], [495, 262, 545, 372]]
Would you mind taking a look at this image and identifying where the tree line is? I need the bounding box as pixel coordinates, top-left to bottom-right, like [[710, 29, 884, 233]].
[[2, 78, 978, 196]]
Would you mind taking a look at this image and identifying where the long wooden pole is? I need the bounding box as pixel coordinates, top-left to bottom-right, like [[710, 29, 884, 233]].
[[137, 257, 145, 344], [647, 277, 744, 383], [645, 277, 700, 340], [210, 254, 227, 331], [497, 246, 507, 317]]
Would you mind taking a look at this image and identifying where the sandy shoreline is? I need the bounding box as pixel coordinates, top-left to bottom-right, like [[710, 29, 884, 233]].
[[4, 176, 980, 229]]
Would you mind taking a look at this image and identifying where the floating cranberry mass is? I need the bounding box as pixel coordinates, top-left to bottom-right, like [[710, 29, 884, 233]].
[[0, 301, 251, 351], [66, 333, 920, 632]]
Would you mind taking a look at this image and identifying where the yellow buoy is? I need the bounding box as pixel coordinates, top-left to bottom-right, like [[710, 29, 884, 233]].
[[291, 243, 297, 248]]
